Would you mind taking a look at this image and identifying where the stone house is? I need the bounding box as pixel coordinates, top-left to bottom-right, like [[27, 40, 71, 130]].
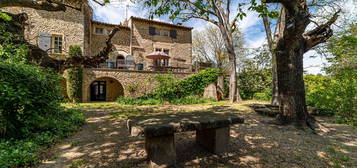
[[5, 1, 193, 102]]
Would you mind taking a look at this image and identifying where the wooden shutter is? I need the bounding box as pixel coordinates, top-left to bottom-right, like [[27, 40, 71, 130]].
[[170, 30, 177, 38], [38, 33, 51, 52], [149, 26, 156, 35]]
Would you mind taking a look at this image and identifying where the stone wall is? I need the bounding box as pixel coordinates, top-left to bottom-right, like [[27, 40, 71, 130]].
[[131, 18, 193, 72], [82, 68, 192, 102], [90, 22, 131, 56], [5, 4, 89, 60]]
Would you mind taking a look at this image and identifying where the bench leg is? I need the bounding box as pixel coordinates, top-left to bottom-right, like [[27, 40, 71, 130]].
[[145, 134, 176, 168], [196, 127, 230, 154]]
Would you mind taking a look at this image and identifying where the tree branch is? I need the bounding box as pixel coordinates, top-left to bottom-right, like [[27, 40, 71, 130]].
[[0, 0, 66, 11], [304, 9, 341, 51]]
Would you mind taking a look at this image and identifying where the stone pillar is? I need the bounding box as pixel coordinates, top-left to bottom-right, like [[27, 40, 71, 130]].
[[196, 127, 230, 154], [145, 134, 176, 168]]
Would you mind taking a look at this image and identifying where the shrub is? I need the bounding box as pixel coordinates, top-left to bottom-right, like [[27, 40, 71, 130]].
[[144, 68, 220, 100], [253, 88, 272, 101], [238, 69, 272, 100], [0, 140, 40, 168], [66, 67, 83, 103], [0, 62, 62, 138], [305, 73, 357, 122]]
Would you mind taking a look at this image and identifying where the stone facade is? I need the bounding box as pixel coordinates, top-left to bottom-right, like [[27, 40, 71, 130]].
[[5, 2, 194, 102], [82, 69, 191, 102], [4, 1, 92, 59], [91, 17, 193, 72]]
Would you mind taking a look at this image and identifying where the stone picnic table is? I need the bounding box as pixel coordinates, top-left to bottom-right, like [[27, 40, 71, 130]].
[[126, 112, 244, 167]]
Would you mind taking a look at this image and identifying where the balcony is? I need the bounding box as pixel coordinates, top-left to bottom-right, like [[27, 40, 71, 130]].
[[97, 60, 135, 70]]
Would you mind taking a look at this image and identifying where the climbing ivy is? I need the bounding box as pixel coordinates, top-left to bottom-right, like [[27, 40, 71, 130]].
[[143, 68, 220, 100], [66, 46, 83, 103]]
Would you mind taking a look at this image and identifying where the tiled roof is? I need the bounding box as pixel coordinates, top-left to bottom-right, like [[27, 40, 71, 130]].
[[91, 20, 130, 29], [130, 16, 193, 30]]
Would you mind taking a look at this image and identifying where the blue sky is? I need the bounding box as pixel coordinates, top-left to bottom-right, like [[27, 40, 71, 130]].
[[89, 0, 357, 74]]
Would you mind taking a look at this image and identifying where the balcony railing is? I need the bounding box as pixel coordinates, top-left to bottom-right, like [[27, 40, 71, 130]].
[[97, 60, 135, 70]]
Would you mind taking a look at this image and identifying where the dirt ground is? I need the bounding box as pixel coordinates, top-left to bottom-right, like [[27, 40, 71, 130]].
[[38, 102, 357, 168]]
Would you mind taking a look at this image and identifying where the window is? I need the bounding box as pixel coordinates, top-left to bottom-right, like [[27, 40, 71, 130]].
[[51, 35, 63, 54], [95, 27, 105, 35], [160, 30, 169, 37], [155, 48, 162, 52], [163, 49, 169, 55], [155, 48, 170, 55]]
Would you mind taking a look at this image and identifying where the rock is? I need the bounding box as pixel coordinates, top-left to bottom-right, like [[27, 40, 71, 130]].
[[255, 108, 279, 117], [203, 83, 218, 100], [196, 127, 230, 154]]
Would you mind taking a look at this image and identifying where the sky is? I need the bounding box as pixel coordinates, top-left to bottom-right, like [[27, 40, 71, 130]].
[[89, 0, 357, 74]]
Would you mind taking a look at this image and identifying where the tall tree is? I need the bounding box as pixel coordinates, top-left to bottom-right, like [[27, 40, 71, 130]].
[[263, 0, 341, 127], [193, 26, 244, 99], [262, 7, 280, 105], [139, 0, 251, 102]]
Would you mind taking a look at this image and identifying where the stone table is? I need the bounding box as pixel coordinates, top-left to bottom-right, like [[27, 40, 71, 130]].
[[127, 112, 244, 168]]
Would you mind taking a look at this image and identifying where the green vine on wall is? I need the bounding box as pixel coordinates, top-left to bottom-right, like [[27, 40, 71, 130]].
[[66, 46, 83, 103]]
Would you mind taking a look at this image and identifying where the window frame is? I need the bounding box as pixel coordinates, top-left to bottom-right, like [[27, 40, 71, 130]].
[[51, 34, 63, 54], [95, 27, 106, 35]]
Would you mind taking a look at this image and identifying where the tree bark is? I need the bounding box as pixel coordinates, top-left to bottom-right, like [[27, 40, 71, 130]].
[[262, 10, 280, 105]]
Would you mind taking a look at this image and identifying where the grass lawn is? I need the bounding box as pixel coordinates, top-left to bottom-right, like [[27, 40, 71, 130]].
[[38, 101, 356, 168]]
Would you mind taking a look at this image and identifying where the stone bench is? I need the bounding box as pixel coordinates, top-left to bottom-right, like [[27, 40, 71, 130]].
[[127, 112, 244, 167]]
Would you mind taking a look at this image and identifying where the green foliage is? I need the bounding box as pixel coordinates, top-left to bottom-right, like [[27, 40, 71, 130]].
[[66, 67, 83, 103], [117, 97, 163, 105], [0, 108, 84, 168], [68, 45, 82, 59], [253, 88, 272, 101], [0, 62, 63, 138], [0, 12, 28, 63], [238, 69, 272, 100], [169, 96, 216, 105], [0, 140, 40, 168], [305, 74, 356, 124], [65, 45, 83, 103], [146, 68, 220, 100], [304, 24, 357, 125]]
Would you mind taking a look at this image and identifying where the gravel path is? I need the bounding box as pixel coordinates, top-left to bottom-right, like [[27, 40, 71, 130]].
[[38, 103, 357, 168]]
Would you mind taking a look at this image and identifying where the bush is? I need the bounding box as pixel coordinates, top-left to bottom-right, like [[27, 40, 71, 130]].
[[144, 68, 220, 100], [305, 73, 357, 123], [66, 67, 83, 103], [0, 140, 40, 168], [238, 69, 272, 100], [0, 62, 62, 138], [253, 88, 272, 101]]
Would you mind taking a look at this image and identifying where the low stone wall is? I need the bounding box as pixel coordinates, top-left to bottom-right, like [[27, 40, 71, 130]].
[[82, 68, 192, 102]]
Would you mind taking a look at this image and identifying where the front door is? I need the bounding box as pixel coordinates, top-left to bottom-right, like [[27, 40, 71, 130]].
[[90, 81, 106, 101]]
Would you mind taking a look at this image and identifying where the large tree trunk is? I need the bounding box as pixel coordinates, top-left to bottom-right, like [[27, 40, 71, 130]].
[[272, 4, 310, 126], [275, 38, 309, 125]]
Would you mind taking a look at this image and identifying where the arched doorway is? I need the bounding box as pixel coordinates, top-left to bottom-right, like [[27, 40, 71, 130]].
[[90, 77, 124, 101]]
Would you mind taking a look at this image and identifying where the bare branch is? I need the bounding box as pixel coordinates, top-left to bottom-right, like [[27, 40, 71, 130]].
[[304, 9, 341, 51]]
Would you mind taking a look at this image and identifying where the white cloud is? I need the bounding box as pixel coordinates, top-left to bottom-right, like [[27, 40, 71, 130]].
[[239, 11, 260, 33]]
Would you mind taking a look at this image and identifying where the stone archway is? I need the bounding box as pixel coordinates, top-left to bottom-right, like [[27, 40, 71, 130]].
[[89, 77, 124, 102]]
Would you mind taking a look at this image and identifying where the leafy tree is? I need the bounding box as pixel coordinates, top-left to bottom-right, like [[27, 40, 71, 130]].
[[263, 0, 341, 127]]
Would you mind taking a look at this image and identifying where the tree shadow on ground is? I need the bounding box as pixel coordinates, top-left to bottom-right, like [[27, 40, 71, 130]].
[[38, 104, 357, 168]]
